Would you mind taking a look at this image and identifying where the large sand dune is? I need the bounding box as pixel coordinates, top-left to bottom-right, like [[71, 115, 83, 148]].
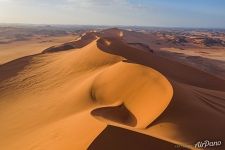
[[0, 28, 225, 150]]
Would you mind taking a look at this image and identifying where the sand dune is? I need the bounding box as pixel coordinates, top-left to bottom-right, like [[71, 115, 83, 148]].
[[0, 28, 225, 150]]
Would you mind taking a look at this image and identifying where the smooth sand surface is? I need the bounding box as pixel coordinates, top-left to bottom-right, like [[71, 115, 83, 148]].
[[0, 28, 225, 150]]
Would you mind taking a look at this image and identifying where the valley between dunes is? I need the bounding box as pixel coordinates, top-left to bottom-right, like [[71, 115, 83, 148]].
[[0, 28, 225, 150]]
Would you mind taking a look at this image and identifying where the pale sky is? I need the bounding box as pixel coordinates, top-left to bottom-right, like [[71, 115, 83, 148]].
[[0, 0, 225, 28]]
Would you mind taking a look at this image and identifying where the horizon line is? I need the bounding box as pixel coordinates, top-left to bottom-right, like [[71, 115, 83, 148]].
[[0, 22, 225, 30]]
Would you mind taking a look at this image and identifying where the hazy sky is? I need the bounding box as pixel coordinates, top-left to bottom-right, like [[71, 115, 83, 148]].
[[0, 0, 225, 28]]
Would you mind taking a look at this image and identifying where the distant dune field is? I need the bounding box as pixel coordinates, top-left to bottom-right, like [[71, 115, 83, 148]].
[[0, 28, 225, 150], [0, 35, 76, 64]]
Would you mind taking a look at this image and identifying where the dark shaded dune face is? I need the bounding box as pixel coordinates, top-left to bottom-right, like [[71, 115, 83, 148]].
[[100, 28, 124, 38], [97, 37, 225, 91], [127, 42, 154, 53], [148, 81, 225, 144], [91, 104, 137, 127], [42, 32, 98, 53], [157, 50, 225, 80], [88, 125, 188, 150]]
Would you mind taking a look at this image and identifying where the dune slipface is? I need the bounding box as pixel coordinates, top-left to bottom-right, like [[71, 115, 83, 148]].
[[0, 28, 225, 150]]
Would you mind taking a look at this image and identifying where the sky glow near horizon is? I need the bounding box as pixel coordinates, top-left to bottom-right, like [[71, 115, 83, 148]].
[[0, 0, 225, 28]]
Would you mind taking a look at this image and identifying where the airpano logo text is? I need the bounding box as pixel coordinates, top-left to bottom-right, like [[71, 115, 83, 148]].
[[195, 140, 222, 148]]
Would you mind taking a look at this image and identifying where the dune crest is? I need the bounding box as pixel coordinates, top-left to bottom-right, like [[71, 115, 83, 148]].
[[42, 32, 98, 53]]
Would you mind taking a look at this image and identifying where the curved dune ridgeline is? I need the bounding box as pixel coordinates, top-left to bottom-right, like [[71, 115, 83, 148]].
[[0, 28, 225, 150]]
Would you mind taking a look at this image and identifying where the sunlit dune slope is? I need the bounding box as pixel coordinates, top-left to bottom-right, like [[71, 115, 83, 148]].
[[0, 28, 225, 150]]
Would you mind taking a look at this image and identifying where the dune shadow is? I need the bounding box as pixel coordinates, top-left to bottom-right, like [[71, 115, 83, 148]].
[[91, 103, 137, 127], [88, 125, 189, 150], [122, 59, 136, 64]]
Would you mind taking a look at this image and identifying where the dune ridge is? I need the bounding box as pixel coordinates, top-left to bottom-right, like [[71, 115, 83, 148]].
[[42, 32, 98, 53], [0, 28, 224, 150]]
